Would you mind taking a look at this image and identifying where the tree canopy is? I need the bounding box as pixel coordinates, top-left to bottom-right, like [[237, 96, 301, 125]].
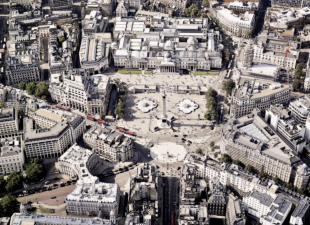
[[202, 0, 209, 7], [0, 175, 7, 191], [204, 88, 218, 121], [222, 79, 236, 96], [25, 158, 46, 183], [220, 154, 232, 163], [195, 148, 203, 155], [26, 82, 36, 95], [245, 164, 253, 173], [35, 81, 49, 99], [18, 82, 27, 90], [0, 195, 18, 216], [6, 171, 24, 192]]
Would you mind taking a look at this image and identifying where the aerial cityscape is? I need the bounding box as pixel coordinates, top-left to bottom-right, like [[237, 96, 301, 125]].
[[1, 0, 310, 224]]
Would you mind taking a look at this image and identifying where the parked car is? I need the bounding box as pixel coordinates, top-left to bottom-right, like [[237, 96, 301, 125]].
[[53, 183, 58, 187], [177, 167, 181, 170], [44, 181, 50, 185], [51, 196, 57, 199], [60, 182, 65, 187]]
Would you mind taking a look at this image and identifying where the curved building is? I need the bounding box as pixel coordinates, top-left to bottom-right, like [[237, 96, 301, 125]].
[[59, 144, 120, 219]]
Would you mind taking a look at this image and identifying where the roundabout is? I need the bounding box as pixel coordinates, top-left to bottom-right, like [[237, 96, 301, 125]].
[[149, 142, 187, 163]]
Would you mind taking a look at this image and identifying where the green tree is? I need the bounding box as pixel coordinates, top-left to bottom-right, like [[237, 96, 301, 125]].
[[185, 4, 199, 17], [115, 100, 125, 118], [58, 36, 66, 43], [259, 171, 268, 179], [237, 29, 242, 37], [298, 187, 306, 195], [273, 176, 280, 183], [283, 182, 294, 191], [245, 165, 253, 173], [296, 36, 300, 42], [232, 159, 241, 166], [202, 0, 209, 7], [18, 82, 27, 90], [25, 158, 46, 183], [0, 195, 18, 216], [0, 175, 7, 191], [222, 79, 236, 97], [0, 103, 5, 108], [100, 114, 105, 120], [292, 78, 302, 91], [204, 111, 211, 120], [26, 82, 36, 95], [214, 152, 219, 158], [224, 98, 228, 104], [220, 154, 232, 163], [195, 148, 203, 155], [205, 88, 218, 98], [210, 141, 215, 148], [35, 81, 49, 99], [6, 171, 23, 192]]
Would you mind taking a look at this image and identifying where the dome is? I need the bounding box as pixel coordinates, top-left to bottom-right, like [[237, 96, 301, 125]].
[[187, 37, 198, 46], [164, 51, 171, 58], [287, 11, 295, 17]]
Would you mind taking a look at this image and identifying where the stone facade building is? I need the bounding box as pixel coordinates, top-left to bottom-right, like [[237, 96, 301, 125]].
[[83, 126, 133, 162], [113, 17, 222, 73], [221, 110, 305, 184], [0, 136, 25, 175], [0, 108, 19, 138], [5, 51, 40, 86], [24, 108, 85, 159], [49, 70, 111, 115], [230, 78, 290, 118], [59, 144, 120, 219], [216, 7, 255, 37]]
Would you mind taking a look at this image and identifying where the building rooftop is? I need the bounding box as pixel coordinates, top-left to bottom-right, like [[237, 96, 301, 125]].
[[0, 108, 15, 122], [233, 78, 289, 100], [291, 200, 310, 218], [222, 110, 300, 165], [10, 213, 112, 225], [60, 144, 119, 204], [247, 191, 274, 207]]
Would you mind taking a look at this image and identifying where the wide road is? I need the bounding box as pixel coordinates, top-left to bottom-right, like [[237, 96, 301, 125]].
[[163, 177, 179, 225], [18, 184, 76, 206]]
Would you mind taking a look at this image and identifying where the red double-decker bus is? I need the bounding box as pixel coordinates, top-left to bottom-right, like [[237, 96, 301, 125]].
[[125, 131, 135, 136], [119, 128, 125, 133], [97, 120, 106, 124], [171, 211, 174, 225], [87, 115, 95, 121], [56, 105, 62, 109]]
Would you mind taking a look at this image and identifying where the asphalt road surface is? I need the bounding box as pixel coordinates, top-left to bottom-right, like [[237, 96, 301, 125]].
[[18, 185, 76, 206]]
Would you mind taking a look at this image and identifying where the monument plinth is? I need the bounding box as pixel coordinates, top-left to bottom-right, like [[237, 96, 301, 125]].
[[158, 91, 171, 129]]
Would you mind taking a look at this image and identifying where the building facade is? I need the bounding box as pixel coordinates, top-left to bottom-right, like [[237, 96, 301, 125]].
[[24, 108, 86, 159], [83, 126, 133, 162], [221, 110, 303, 184], [59, 144, 120, 219], [0, 136, 25, 175], [230, 78, 290, 118], [0, 108, 19, 137], [216, 7, 255, 37], [5, 51, 40, 86], [49, 70, 112, 115]]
